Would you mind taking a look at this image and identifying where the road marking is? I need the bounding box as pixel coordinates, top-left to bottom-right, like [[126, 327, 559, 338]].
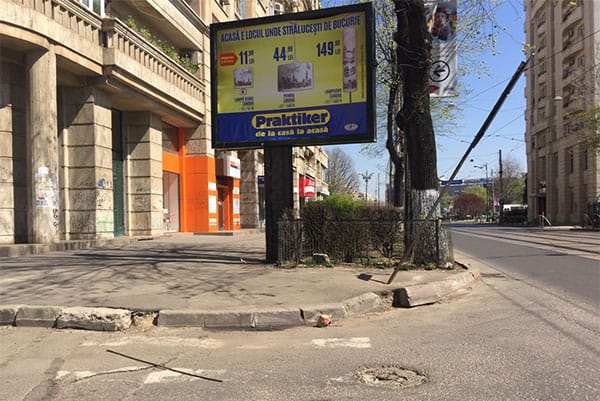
[[144, 368, 227, 384], [81, 336, 223, 348], [55, 366, 144, 381], [238, 344, 270, 349], [311, 337, 371, 348]]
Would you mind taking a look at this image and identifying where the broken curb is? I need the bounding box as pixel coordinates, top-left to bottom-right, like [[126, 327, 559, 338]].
[[393, 270, 481, 307], [0, 272, 480, 331]]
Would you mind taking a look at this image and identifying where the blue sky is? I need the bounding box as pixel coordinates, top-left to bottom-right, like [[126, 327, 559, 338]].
[[325, 0, 527, 200]]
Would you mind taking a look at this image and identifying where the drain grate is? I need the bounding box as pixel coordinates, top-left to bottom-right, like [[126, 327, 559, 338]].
[[356, 365, 427, 388]]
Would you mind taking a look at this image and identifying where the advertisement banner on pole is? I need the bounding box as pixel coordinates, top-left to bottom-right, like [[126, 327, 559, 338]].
[[210, 3, 375, 149], [425, 1, 458, 97]]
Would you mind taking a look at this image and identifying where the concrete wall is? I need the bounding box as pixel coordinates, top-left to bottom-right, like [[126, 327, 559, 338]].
[[124, 112, 164, 236], [59, 86, 114, 240]]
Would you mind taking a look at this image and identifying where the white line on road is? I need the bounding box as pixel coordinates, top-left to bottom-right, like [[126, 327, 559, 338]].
[[144, 368, 227, 384], [311, 337, 371, 348]]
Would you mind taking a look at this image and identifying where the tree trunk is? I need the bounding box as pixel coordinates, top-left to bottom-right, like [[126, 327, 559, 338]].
[[386, 80, 404, 208], [394, 0, 451, 266]]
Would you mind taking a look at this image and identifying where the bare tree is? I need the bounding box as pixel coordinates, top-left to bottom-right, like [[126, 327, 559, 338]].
[[496, 155, 525, 205], [325, 147, 360, 195], [560, 40, 600, 153]]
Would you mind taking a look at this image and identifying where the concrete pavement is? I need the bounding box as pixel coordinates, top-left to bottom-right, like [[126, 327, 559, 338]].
[[0, 232, 480, 331]]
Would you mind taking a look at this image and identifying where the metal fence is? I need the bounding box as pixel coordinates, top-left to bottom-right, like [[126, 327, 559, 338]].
[[278, 218, 403, 264], [585, 201, 600, 229], [278, 219, 454, 266]]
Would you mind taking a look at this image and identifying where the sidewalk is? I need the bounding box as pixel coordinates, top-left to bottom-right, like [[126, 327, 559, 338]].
[[0, 232, 479, 331]]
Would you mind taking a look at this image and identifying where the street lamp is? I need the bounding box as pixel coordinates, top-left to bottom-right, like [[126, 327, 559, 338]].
[[359, 170, 374, 202], [471, 160, 490, 221]]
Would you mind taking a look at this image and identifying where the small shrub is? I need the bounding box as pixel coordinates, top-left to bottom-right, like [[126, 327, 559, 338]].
[[123, 16, 199, 73]]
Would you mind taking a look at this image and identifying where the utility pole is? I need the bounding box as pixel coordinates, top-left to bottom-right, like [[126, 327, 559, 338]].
[[377, 173, 380, 204], [498, 149, 504, 221], [472, 160, 490, 221]]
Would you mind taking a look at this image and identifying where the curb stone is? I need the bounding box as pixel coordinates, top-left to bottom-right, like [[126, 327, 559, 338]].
[[15, 305, 62, 327], [393, 271, 480, 308], [0, 271, 479, 331], [343, 292, 384, 315], [57, 307, 132, 331], [301, 303, 348, 324], [0, 305, 21, 325]]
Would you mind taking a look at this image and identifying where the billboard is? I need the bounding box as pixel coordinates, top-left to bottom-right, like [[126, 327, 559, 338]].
[[210, 3, 375, 149], [425, 1, 458, 97]]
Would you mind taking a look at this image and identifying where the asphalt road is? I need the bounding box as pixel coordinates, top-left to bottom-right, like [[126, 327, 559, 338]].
[[2, 225, 598, 401], [2, 256, 599, 400], [451, 224, 600, 311]]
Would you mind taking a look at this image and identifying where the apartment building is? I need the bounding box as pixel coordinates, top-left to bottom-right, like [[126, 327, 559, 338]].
[[524, 0, 599, 225], [0, 0, 328, 244]]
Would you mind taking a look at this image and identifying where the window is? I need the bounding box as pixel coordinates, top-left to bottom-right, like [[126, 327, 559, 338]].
[[567, 148, 574, 174], [551, 153, 558, 177], [578, 56, 585, 67], [235, 0, 245, 18], [78, 0, 106, 16], [538, 36, 546, 50], [583, 148, 588, 170], [536, 12, 546, 27], [539, 60, 546, 73], [569, 188, 575, 214]]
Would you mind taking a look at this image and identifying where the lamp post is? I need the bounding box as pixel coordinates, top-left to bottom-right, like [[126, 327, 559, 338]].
[[359, 170, 374, 202], [472, 161, 490, 222]]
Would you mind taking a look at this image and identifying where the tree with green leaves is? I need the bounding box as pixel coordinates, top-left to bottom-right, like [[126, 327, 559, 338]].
[[464, 185, 487, 203]]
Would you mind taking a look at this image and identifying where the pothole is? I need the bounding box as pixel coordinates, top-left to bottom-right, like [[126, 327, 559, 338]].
[[356, 365, 427, 388]]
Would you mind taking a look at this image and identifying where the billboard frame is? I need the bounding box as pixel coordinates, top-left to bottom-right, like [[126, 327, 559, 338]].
[[210, 2, 376, 150]]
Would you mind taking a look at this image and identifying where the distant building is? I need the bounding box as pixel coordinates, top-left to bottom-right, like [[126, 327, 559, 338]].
[[524, 0, 599, 225]]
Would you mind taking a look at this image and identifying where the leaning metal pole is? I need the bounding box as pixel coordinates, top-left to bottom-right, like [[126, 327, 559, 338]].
[[387, 57, 531, 284]]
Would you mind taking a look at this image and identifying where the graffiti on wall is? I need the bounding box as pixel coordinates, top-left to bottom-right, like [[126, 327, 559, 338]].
[[35, 166, 58, 209]]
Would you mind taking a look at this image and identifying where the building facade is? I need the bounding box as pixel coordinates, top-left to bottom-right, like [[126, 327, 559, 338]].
[[0, 0, 328, 244], [524, 0, 599, 225]]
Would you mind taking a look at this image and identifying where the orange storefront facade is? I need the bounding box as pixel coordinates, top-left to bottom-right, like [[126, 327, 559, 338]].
[[162, 124, 240, 233]]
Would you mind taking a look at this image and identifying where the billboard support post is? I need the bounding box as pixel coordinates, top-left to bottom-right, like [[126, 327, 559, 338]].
[[264, 145, 294, 263]]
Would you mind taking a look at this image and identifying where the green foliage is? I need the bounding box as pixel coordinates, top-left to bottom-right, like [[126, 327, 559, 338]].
[[508, 176, 526, 204], [577, 105, 600, 153], [320, 194, 365, 217], [123, 16, 199, 74], [439, 193, 453, 209], [500, 208, 528, 224], [297, 201, 403, 264], [463, 185, 487, 202]]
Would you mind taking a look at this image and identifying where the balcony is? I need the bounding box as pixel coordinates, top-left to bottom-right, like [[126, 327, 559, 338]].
[[3, 0, 104, 68], [2, 0, 205, 123], [563, 96, 585, 112], [102, 18, 205, 121], [562, 3, 583, 26], [561, 37, 584, 59]]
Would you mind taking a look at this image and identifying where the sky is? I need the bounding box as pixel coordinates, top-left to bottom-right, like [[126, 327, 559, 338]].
[[324, 0, 528, 200]]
